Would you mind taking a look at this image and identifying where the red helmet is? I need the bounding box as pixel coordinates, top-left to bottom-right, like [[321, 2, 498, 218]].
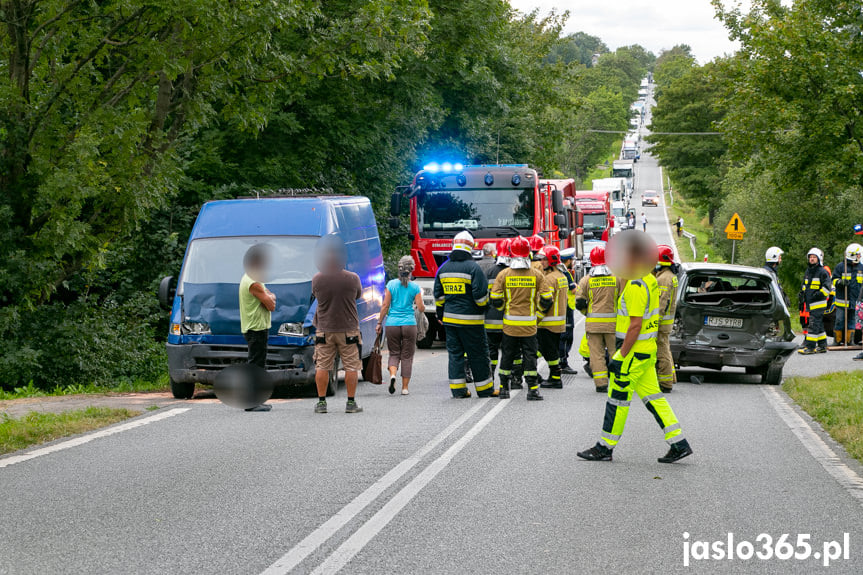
[[498, 238, 512, 258], [528, 234, 546, 252], [510, 236, 531, 259], [590, 246, 606, 266], [540, 245, 561, 267], [657, 244, 675, 266]]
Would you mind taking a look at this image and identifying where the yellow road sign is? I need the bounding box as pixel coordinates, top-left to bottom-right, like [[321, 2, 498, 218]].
[[726, 231, 744, 240], [724, 213, 746, 235]]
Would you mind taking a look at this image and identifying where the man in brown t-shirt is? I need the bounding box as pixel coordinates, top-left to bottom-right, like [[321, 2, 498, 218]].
[[312, 235, 364, 414]]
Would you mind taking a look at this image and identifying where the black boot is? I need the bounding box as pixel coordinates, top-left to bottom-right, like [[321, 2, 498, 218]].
[[577, 442, 613, 461], [498, 374, 511, 399], [541, 366, 563, 389], [583, 362, 593, 378], [658, 439, 693, 463], [525, 379, 543, 401]]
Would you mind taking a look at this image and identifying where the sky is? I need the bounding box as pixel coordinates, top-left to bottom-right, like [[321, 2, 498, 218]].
[[509, 0, 747, 63]]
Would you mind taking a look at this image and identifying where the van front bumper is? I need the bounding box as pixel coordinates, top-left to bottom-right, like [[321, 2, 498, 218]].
[[167, 343, 316, 386]]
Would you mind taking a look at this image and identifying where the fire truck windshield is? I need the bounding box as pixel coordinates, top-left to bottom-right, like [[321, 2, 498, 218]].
[[417, 188, 534, 237], [583, 213, 607, 232]]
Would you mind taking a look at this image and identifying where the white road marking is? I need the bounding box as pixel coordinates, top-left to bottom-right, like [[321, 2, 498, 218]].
[[761, 386, 863, 507], [0, 408, 191, 469], [260, 399, 488, 575], [310, 390, 520, 574]]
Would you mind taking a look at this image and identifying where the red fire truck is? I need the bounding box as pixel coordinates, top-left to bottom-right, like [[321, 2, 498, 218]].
[[390, 164, 583, 347]]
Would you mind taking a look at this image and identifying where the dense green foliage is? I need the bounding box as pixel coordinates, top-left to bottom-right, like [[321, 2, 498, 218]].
[[650, 1, 863, 295], [0, 1, 648, 389]]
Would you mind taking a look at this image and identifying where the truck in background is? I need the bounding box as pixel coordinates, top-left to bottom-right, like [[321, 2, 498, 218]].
[[158, 195, 385, 399], [612, 159, 635, 196], [575, 190, 610, 240], [622, 139, 639, 161], [389, 164, 582, 347], [591, 177, 627, 206]]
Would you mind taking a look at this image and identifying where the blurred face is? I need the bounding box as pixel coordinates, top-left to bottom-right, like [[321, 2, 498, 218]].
[[777, 254, 782, 265], [607, 230, 658, 280], [808, 254, 818, 265]]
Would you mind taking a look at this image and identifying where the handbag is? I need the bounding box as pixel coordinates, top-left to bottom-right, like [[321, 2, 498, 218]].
[[366, 333, 383, 385]]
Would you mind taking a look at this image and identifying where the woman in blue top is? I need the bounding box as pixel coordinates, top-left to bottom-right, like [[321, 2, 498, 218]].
[[376, 256, 425, 395]]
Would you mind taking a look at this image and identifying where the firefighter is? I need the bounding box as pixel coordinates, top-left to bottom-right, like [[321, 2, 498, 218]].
[[577, 236, 693, 463], [654, 245, 679, 393], [575, 246, 621, 393], [764, 247, 783, 283], [832, 244, 863, 345], [479, 239, 509, 381], [558, 251, 579, 374], [536, 245, 569, 389], [798, 247, 831, 354], [491, 236, 554, 400], [433, 231, 495, 397]]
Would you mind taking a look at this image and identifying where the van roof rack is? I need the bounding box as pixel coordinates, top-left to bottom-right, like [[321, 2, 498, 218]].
[[244, 187, 335, 198]]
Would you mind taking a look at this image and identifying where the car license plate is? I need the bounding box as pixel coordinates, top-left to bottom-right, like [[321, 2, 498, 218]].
[[705, 316, 744, 329]]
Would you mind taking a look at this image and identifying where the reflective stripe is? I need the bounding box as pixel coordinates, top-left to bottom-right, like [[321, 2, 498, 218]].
[[663, 423, 681, 434], [539, 315, 566, 326], [485, 324, 503, 330], [809, 301, 827, 310], [607, 397, 630, 407], [443, 312, 485, 325], [615, 331, 658, 340], [440, 272, 472, 280], [593, 371, 608, 378], [505, 314, 538, 326], [641, 393, 663, 404], [806, 333, 827, 342], [601, 431, 621, 441], [476, 294, 489, 306], [668, 435, 687, 445], [588, 312, 616, 319], [475, 379, 494, 392]]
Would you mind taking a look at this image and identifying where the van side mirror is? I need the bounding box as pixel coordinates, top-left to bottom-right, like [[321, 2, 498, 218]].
[[390, 192, 402, 217], [158, 276, 176, 310], [553, 214, 565, 226], [552, 189, 564, 213], [388, 217, 400, 230]]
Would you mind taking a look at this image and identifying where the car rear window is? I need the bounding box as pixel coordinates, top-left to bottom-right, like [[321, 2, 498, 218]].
[[683, 274, 773, 307]]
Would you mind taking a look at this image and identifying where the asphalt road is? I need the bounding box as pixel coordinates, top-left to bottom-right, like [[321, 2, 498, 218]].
[[2, 87, 862, 575]]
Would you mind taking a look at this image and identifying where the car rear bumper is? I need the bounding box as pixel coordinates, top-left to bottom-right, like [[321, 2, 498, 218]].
[[671, 340, 797, 369], [167, 343, 316, 386]]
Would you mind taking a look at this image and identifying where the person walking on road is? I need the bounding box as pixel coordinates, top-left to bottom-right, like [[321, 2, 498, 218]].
[[537, 246, 570, 389], [654, 245, 680, 393], [312, 234, 365, 414], [433, 231, 495, 398], [641, 212, 648, 232], [479, 239, 509, 383], [238, 244, 277, 412], [577, 235, 693, 463], [798, 248, 831, 355], [575, 246, 621, 393], [376, 256, 424, 395], [831, 244, 863, 346], [491, 236, 554, 401]]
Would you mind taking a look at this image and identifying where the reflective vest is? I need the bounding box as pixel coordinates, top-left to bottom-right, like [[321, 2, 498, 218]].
[[616, 274, 660, 354], [576, 273, 621, 333], [655, 266, 679, 332], [433, 252, 489, 326], [801, 265, 831, 311], [832, 261, 863, 309], [538, 267, 568, 333], [491, 267, 554, 337]]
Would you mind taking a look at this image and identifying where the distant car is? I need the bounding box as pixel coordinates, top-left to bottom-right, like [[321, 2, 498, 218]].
[[670, 263, 797, 385], [642, 190, 659, 206], [581, 239, 606, 272]]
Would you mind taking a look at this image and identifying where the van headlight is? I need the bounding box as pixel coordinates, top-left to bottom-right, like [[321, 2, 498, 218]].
[[181, 322, 210, 335], [278, 322, 308, 336]]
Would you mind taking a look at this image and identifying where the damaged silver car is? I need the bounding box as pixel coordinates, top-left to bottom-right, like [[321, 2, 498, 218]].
[[669, 263, 798, 385]]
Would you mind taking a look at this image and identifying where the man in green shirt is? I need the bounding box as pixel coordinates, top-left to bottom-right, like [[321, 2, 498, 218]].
[[239, 244, 276, 411]]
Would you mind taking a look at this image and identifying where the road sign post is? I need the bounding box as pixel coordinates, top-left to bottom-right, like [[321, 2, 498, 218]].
[[724, 213, 747, 264]]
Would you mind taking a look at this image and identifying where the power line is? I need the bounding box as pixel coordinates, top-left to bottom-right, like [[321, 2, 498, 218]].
[[587, 129, 724, 135]]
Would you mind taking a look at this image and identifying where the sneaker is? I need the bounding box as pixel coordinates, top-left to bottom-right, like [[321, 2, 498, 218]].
[[658, 440, 693, 463], [314, 401, 327, 414], [577, 443, 613, 461], [401, 388, 409, 395], [798, 348, 817, 355], [853, 353, 863, 361], [595, 385, 608, 393], [388, 376, 396, 395], [245, 404, 272, 412], [345, 400, 363, 413]]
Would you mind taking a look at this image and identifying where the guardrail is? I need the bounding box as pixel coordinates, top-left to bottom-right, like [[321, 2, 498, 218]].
[[681, 230, 697, 260]]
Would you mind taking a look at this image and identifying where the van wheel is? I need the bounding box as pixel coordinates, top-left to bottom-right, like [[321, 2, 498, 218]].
[[417, 329, 435, 349], [170, 378, 195, 399], [761, 364, 783, 386], [327, 354, 341, 396]]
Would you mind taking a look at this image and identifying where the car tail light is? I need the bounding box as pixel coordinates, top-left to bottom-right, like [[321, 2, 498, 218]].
[[671, 317, 683, 337], [766, 321, 780, 338]]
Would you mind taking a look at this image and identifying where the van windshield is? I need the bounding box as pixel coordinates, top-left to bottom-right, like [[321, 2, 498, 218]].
[[179, 236, 319, 289]]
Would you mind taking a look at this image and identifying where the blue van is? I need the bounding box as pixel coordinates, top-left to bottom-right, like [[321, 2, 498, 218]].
[[159, 195, 385, 399]]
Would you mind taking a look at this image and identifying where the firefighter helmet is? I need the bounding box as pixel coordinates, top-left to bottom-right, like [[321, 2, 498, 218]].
[[657, 244, 675, 266], [846, 243, 863, 264], [589, 246, 606, 266], [453, 231, 475, 253], [498, 238, 512, 258], [528, 234, 546, 252], [510, 236, 531, 259], [540, 245, 561, 267], [765, 246, 784, 263], [807, 247, 823, 265]]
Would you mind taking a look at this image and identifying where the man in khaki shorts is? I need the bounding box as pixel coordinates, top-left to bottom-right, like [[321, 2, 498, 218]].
[[313, 235, 364, 414]]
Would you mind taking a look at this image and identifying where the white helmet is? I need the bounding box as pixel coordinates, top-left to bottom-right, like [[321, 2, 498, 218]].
[[807, 247, 823, 265], [453, 231, 476, 253], [765, 246, 784, 263], [845, 243, 863, 264]]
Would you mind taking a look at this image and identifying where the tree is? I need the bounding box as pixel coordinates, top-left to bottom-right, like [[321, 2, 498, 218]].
[[652, 45, 696, 98], [546, 31, 608, 67]]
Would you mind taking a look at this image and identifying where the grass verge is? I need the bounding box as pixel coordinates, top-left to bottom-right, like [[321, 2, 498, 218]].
[[0, 375, 169, 401], [664, 189, 725, 264], [581, 139, 622, 186], [783, 371, 863, 462], [0, 407, 141, 455]]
